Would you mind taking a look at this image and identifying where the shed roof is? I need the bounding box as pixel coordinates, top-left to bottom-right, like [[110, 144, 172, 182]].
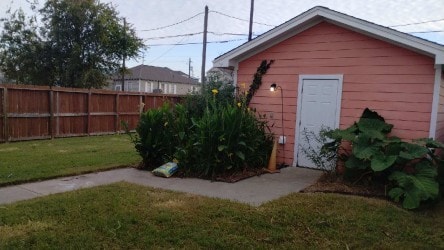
[[213, 6, 444, 67], [115, 64, 199, 84]]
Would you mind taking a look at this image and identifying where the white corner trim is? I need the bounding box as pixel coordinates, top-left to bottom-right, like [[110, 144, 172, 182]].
[[292, 76, 305, 167], [233, 63, 239, 87], [429, 66, 442, 139], [292, 74, 343, 167]]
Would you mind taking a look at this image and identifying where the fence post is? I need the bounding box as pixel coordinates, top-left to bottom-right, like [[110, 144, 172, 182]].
[[87, 90, 91, 135], [56, 91, 60, 137], [139, 95, 143, 113], [49, 89, 54, 139], [143, 95, 148, 112], [115, 92, 119, 133], [2, 87, 7, 142]]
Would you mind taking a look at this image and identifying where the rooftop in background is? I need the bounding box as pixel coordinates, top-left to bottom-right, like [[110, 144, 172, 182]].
[[115, 64, 199, 85]]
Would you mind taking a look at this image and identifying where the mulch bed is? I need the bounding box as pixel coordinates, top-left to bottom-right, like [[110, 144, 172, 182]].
[[142, 163, 287, 183], [214, 164, 289, 183], [214, 168, 267, 183], [301, 173, 388, 199], [141, 163, 269, 183]]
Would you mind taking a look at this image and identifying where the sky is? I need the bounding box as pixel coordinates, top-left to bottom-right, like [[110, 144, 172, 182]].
[[1, 0, 444, 82]]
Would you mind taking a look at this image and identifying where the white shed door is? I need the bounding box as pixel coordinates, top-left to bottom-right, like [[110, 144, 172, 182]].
[[296, 78, 341, 168]]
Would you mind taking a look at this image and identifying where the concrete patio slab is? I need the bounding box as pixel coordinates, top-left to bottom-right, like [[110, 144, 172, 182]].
[[0, 167, 322, 206]]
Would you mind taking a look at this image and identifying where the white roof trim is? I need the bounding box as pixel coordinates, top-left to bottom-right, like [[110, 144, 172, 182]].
[[213, 6, 444, 68]]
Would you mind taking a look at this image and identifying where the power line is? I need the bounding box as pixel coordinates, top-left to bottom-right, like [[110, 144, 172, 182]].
[[139, 28, 442, 42], [389, 18, 444, 28], [408, 30, 444, 34], [140, 28, 443, 46], [137, 11, 444, 34], [209, 31, 252, 36], [210, 10, 276, 27], [145, 38, 247, 46], [149, 37, 187, 64], [142, 31, 255, 41], [142, 32, 203, 40], [139, 28, 443, 41], [139, 12, 204, 32]]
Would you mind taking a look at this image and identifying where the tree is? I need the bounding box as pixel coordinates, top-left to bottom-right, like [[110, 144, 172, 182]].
[[0, 9, 51, 85], [0, 0, 144, 88]]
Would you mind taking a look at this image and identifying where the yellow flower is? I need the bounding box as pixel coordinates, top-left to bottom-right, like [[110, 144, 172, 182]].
[[237, 102, 242, 107], [212, 89, 219, 95]]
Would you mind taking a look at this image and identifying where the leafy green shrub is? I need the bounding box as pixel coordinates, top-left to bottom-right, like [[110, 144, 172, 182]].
[[183, 81, 235, 118], [131, 103, 175, 168], [132, 82, 273, 180], [187, 99, 272, 178], [300, 127, 338, 175], [325, 108, 443, 209], [171, 103, 195, 170]]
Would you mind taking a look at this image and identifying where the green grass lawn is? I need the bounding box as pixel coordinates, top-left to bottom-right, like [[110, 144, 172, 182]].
[[0, 135, 141, 186], [0, 182, 443, 249]]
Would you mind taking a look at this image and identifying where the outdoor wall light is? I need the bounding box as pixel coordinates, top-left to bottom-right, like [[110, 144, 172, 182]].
[[270, 83, 277, 91], [269, 83, 286, 167]]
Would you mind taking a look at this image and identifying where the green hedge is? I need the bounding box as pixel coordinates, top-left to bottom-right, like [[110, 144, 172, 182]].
[[132, 82, 273, 179]]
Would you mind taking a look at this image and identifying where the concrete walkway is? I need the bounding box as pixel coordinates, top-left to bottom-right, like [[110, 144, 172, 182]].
[[0, 167, 322, 206]]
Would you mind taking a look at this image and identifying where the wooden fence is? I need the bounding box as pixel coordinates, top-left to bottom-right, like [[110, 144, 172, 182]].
[[0, 84, 184, 142]]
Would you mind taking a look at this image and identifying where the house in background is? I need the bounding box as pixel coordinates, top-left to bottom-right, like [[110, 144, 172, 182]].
[[206, 67, 234, 85], [109, 64, 200, 94], [213, 6, 444, 169]]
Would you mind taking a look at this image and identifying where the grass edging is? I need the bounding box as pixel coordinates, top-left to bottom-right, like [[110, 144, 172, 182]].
[[0, 164, 137, 188]]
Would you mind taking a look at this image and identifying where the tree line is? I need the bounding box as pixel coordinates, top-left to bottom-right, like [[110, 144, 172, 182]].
[[0, 0, 144, 88]]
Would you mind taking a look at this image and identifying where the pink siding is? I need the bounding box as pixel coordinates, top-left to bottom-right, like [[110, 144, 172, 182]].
[[436, 73, 444, 142], [237, 22, 435, 165]]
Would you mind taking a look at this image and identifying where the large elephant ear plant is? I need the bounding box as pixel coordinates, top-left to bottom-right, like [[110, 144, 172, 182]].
[[325, 108, 443, 209]]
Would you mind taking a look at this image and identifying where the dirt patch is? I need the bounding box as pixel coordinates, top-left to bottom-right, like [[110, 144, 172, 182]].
[[154, 199, 185, 209], [214, 164, 290, 183], [301, 173, 388, 199], [214, 168, 267, 183], [0, 147, 19, 152], [165, 168, 268, 183], [143, 166, 275, 183]]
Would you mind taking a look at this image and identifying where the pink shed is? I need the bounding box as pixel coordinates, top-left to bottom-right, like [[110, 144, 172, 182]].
[[212, 6, 444, 168]]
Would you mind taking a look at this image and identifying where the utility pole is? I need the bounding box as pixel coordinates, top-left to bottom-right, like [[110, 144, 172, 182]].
[[248, 0, 254, 41], [121, 18, 126, 91], [188, 58, 192, 78], [201, 5, 208, 85]]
